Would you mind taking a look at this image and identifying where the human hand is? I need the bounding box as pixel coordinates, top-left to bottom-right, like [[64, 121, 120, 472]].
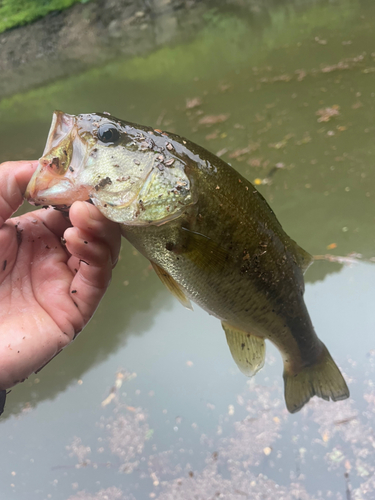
[[0, 161, 122, 391]]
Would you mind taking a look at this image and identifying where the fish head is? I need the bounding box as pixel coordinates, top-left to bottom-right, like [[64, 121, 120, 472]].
[[25, 111, 194, 225]]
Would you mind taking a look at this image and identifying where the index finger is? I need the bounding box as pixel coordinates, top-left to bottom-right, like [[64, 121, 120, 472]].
[[0, 160, 38, 228]]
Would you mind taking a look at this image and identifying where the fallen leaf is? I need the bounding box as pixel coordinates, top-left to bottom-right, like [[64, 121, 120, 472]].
[[296, 134, 312, 145], [352, 101, 363, 109], [229, 143, 259, 159], [248, 158, 262, 167], [296, 69, 307, 81], [269, 134, 294, 149], [315, 36, 327, 45], [316, 105, 340, 122], [199, 114, 230, 126], [186, 97, 202, 109], [219, 83, 231, 92], [321, 54, 364, 73], [206, 131, 219, 140], [216, 148, 228, 157]]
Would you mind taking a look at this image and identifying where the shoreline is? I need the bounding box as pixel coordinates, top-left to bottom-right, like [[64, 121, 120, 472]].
[[0, 0, 206, 99], [0, 0, 306, 101]]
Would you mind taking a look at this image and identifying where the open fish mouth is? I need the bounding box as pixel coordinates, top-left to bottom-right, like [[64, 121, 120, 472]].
[[25, 111, 90, 206]]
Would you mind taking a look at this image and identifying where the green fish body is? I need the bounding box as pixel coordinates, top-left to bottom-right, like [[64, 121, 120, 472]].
[[25, 111, 349, 412]]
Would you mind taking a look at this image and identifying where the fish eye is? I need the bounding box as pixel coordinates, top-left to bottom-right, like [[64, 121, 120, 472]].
[[97, 124, 120, 144]]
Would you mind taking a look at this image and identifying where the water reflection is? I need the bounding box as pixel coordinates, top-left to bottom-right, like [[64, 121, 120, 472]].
[[62, 352, 375, 500]]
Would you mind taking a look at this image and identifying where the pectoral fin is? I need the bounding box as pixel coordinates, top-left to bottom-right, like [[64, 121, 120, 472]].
[[222, 322, 265, 377], [181, 227, 230, 273], [151, 261, 193, 311]]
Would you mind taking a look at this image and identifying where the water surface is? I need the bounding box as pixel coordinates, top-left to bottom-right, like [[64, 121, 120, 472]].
[[1, 1, 375, 498]]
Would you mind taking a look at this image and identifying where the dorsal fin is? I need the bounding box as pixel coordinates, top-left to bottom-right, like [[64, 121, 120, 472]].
[[292, 241, 313, 274]]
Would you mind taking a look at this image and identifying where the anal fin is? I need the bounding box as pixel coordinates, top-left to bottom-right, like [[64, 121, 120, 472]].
[[151, 261, 193, 311], [222, 322, 265, 377]]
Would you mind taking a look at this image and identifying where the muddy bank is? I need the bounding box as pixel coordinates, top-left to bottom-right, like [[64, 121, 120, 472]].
[[0, 0, 206, 99]]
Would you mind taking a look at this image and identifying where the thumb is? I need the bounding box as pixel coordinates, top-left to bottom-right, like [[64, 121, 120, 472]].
[[0, 160, 38, 228]]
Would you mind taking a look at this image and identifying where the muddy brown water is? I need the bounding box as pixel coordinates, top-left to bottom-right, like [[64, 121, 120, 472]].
[[1, 1, 375, 498]]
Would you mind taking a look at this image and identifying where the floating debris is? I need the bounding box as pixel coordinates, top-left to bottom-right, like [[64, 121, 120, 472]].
[[315, 36, 327, 45], [186, 97, 202, 109], [199, 114, 230, 126], [326, 243, 337, 250], [316, 105, 340, 123], [229, 143, 259, 160], [101, 371, 136, 407]]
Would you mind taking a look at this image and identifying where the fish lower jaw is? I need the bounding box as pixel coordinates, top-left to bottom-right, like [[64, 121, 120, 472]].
[[28, 182, 90, 206]]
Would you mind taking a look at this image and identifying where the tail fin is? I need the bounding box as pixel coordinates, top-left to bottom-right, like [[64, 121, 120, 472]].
[[283, 343, 349, 413]]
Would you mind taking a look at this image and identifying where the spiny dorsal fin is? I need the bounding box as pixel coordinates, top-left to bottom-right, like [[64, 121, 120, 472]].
[[151, 261, 193, 311], [283, 342, 349, 413], [222, 322, 265, 377]]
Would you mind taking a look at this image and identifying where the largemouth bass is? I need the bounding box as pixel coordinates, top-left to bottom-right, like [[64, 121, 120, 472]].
[[25, 111, 349, 413]]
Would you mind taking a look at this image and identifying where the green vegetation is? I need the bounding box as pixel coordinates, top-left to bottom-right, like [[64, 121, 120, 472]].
[[0, 0, 91, 33]]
